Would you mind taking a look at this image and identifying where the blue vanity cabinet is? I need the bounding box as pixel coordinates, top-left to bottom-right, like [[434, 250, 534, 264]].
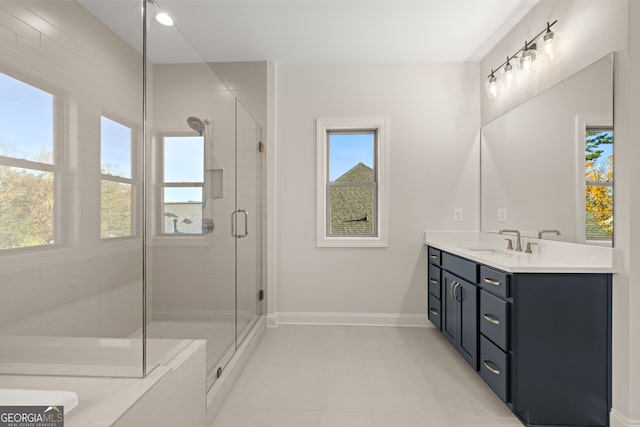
[[427, 246, 612, 427], [427, 247, 442, 330]]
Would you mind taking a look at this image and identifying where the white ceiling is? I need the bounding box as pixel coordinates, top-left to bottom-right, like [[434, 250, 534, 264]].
[[81, 0, 539, 65]]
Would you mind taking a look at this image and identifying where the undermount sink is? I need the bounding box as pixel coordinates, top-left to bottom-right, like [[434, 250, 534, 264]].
[[462, 247, 513, 256]]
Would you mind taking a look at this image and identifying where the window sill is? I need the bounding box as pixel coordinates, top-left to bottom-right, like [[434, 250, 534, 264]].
[[317, 237, 388, 248], [152, 235, 211, 247]]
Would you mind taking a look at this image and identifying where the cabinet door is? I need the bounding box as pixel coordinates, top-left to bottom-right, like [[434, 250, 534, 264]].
[[442, 272, 457, 347], [458, 279, 478, 370], [442, 272, 479, 370]]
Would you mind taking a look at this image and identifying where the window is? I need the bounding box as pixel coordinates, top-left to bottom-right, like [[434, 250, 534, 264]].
[[100, 116, 135, 239], [160, 135, 204, 235], [584, 127, 613, 242], [0, 72, 57, 250], [317, 117, 389, 247]]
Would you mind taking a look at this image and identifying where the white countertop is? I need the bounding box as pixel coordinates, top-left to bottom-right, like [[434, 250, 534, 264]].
[[424, 231, 615, 273]]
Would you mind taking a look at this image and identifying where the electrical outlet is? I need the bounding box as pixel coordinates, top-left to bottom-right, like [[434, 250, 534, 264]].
[[498, 208, 507, 222], [454, 208, 463, 222]]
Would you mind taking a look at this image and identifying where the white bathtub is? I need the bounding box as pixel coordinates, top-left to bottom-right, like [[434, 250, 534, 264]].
[[0, 340, 207, 426]]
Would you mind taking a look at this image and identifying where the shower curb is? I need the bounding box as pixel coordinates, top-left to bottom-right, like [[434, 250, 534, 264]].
[[205, 315, 267, 427]]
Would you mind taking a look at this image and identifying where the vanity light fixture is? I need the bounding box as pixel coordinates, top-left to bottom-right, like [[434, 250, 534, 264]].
[[485, 20, 558, 99]]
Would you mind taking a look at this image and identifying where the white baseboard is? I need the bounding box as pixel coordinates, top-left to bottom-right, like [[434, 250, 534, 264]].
[[611, 409, 640, 427], [272, 311, 428, 327], [267, 314, 278, 328]]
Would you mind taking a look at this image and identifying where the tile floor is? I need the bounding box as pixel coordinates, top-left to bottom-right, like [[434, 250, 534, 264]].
[[212, 325, 523, 427]]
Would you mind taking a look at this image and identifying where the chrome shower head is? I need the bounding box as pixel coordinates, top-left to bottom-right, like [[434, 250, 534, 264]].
[[187, 116, 209, 136]]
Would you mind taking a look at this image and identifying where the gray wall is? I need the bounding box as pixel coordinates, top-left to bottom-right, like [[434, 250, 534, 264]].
[[273, 63, 480, 325]]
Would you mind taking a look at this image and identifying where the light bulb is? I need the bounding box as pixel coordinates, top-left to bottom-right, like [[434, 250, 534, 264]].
[[543, 29, 555, 60], [520, 42, 537, 75], [503, 57, 514, 88], [485, 72, 498, 99], [155, 11, 174, 26]]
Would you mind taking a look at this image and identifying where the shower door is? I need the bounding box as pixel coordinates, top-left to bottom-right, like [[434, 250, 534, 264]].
[[145, 7, 264, 389], [234, 100, 264, 350]]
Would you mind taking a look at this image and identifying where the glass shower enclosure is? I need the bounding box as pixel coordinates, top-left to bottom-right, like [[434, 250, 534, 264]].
[[0, 0, 265, 390]]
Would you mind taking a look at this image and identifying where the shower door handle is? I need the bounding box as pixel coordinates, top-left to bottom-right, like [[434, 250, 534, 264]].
[[231, 209, 249, 238]]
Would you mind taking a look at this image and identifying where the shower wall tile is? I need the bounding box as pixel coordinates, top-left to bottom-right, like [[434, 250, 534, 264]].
[[0, 8, 41, 46], [0, 269, 39, 289], [0, 24, 16, 49], [150, 60, 264, 322], [0, 2, 63, 42], [0, 287, 15, 307]]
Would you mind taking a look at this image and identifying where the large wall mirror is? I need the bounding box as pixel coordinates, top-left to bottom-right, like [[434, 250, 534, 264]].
[[481, 53, 614, 245]]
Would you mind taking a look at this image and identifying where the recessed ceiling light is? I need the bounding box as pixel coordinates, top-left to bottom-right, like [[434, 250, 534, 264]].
[[155, 12, 174, 26]]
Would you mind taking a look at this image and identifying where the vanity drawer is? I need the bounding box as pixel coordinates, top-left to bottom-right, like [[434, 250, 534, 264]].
[[428, 293, 441, 330], [480, 335, 510, 403], [428, 247, 441, 265], [480, 266, 510, 298], [428, 265, 441, 299], [480, 290, 509, 351], [442, 252, 478, 284]]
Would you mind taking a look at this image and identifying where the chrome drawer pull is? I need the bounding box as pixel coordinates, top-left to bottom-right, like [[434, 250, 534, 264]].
[[483, 360, 501, 376], [449, 281, 458, 300], [430, 255, 438, 259], [429, 279, 438, 284], [483, 313, 501, 325], [429, 308, 439, 316], [483, 277, 501, 286]]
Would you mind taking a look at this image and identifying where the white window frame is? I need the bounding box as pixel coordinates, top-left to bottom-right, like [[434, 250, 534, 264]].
[[0, 70, 62, 252], [316, 117, 389, 248], [575, 114, 613, 246], [100, 114, 138, 240], [158, 133, 205, 237]]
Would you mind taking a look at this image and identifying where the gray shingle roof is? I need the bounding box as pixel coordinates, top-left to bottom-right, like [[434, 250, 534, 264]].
[[330, 163, 375, 236]]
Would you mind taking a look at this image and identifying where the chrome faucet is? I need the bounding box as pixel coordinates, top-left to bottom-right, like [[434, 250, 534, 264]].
[[499, 229, 522, 251], [537, 229, 561, 239]]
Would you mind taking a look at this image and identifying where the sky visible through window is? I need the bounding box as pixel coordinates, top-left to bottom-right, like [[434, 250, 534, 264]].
[[164, 136, 204, 202], [588, 131, 613, 171], [329, 132, 374, 181], [101, 116, 131, 178], [0, 72, 53, 162]]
